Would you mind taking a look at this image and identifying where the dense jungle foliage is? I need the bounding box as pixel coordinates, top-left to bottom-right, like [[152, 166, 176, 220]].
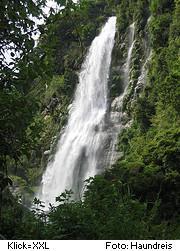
[[0, 0, 179, 239]]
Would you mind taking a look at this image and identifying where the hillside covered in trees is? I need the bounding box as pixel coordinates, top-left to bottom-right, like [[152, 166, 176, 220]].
[[0, 0, 179, 239]]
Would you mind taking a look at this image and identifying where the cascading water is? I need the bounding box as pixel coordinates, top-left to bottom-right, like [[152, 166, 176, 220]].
[[132, 49, 152, 100], [132, 16, 152, 101], [124, 23, 135, 87], [108, 23, 135, 165], [38, 17, 117, 208]]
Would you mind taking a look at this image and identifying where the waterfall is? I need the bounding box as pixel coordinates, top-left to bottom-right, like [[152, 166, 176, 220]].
[[108, 23, 135, 165], [111, 23, 135, 111], [124, 23, 135, 86], [132, 16, 152, 100], [38, 17, 117, 208], [132, 49, 152, 100]]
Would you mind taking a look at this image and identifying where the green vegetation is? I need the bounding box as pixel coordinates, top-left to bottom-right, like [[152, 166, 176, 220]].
[[0, 0, 179, 240]]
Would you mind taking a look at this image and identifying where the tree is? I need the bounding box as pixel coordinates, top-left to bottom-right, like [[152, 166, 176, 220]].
[[0, 89, 38, 175], [0, 172, 12, 223], [54, 0, 84, 55], [0, 0, 46, 88]]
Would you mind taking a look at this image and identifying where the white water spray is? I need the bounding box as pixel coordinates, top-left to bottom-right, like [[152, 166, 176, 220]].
[[38, 17, 116, 208]]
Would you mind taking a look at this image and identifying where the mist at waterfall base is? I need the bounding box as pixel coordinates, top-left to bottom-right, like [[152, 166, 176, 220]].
[[37, 17, 117, 208]]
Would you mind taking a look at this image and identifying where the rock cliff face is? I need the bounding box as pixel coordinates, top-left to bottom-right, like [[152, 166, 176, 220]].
[[108, 11, 152, 164]]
